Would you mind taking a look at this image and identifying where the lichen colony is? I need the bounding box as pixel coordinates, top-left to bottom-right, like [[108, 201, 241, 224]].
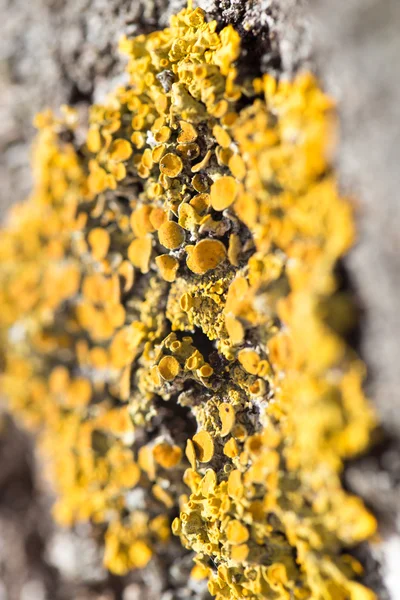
[[0, 6, 377, 600]]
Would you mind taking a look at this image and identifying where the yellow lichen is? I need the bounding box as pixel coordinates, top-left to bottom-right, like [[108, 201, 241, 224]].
[[88, 227, 110, 261], [159, 153, 183, 178], [226, 520, 249, 545], [178, 121, 197, 143], [158, 356, 180, 381], [219, 403, 235, 437], [223, 437, 239, 458], [155, 254, 179, 282], [109, 138, 133, 162], [128, 236, 152, 273], [158, 221, 185, 250], [153, 443, 182, 469], [186, 239, 227, 274], [0, 5, 377, 599], [210, 176, 238, 211], [192, 431, 214, 463], [238, 348, 260, 375]]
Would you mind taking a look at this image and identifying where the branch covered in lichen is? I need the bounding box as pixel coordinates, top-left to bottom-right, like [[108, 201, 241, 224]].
[[0, 6, 376, 600]]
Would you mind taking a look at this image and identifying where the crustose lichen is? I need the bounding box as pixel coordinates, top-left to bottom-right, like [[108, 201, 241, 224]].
[[0, 5, 377, 599]]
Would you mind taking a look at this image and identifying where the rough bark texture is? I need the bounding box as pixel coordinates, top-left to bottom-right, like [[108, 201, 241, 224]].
[[0, 0, 399, 598]]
